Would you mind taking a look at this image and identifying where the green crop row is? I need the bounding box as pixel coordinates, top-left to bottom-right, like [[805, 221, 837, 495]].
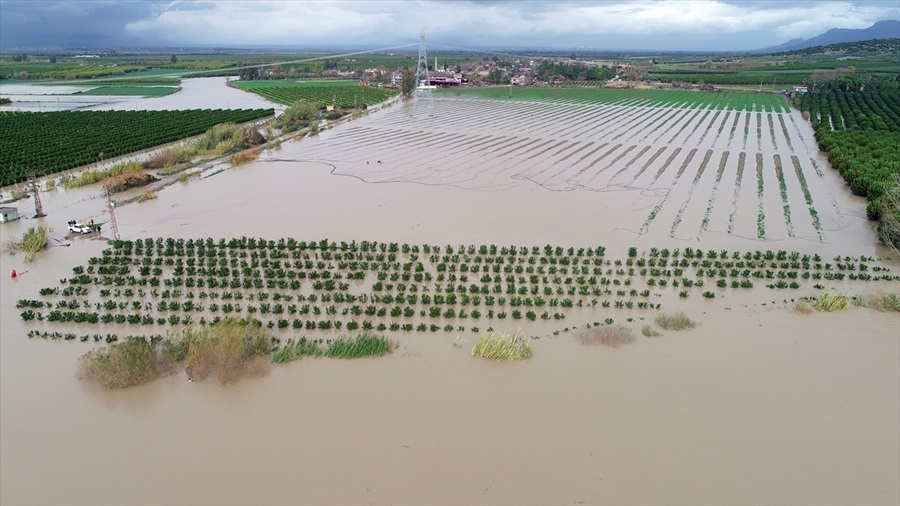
[[439, 87, 789, 112], [238, 84, 398, 108], [0, 108, 273, 186]]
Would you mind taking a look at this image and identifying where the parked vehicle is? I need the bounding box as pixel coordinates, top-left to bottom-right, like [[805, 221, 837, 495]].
[[68, 220, 92, 234]]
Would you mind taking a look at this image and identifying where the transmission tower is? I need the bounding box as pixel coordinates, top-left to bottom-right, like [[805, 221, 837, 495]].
[[103, 184, 120, 240], [413, 27, 435, 115], [28, 171, 45, 218]]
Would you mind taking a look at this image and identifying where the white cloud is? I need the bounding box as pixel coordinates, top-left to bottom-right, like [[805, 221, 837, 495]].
[[6, 0, 897, 49]]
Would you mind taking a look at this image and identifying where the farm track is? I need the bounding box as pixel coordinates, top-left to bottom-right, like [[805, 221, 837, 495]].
[[290, 95, 849, 243]]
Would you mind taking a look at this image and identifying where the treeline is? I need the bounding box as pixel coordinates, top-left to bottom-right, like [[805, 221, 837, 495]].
[[535, 61, 614, 82], [802, 75, 900, 247]]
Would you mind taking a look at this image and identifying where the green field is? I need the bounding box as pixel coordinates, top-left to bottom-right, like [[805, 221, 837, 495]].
[[0, 108, 273, 186], [438, 86, 790, 112], [73, 86, 180, 97], [236, 82, 399, 108], [234, 79, 360, 88]]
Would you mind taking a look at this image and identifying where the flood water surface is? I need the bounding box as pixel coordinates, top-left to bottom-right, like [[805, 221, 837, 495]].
[[1, 88, 898, 505]]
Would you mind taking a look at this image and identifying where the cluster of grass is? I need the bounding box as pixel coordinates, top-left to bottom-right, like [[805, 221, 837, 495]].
[[79, 317, 271, 388], [324, 332, 394, 359], [194, 122, 266, 155], [137, 190, 157, 202], [20, 225, 50, 254], [576, 325, 635, 348], [811, 289, 850, 311], [78, 336, 163, 389], [641, 325, 662, 337], [64, 160, 143, 189], [272, 337, 324, 362], [18, 225, 51, 261], [655, 311, 698, 331], [144, 144, 198, 169], [868, 290, 900, 312], [471, 330, 532, 360]]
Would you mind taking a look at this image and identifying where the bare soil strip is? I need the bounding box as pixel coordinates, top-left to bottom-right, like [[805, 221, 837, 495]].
[[728, 152, 747, 234], [792, 155, 823, 241], [669, 149, 714, 237], [626, 146, 667, 186], [700, 152, 730, 234], [639, 148, 697, 234]]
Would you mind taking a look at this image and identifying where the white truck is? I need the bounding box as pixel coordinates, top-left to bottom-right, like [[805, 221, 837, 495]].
[[68, 220, 92, 234]]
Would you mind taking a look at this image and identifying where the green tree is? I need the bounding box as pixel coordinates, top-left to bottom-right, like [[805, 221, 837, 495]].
[[400, 66, 416, 96], [170, 54, 178, 64]]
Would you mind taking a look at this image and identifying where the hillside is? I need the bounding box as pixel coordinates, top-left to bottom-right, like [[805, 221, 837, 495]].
[[756, 20, 900, 53]]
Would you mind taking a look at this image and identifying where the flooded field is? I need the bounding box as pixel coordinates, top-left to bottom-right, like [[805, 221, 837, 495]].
[[0, 77, 282, 112], [1, 85, 898, 505]]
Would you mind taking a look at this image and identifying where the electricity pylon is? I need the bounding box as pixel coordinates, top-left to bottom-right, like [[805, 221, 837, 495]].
[[413, 27, 434, 116]]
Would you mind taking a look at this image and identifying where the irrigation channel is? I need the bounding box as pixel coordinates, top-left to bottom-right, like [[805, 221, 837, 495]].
[[1, 83, 898, 506]]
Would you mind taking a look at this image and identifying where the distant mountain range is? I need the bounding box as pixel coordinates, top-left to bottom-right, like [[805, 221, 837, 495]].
[[755, 20, 899, 53]]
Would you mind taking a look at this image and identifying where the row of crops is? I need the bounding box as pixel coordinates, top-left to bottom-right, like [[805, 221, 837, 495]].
[[649, 72, 814, 86], [235, 82, 399, 108], [800, 87, 900, 241], [440, 87, 790, 112], [0, 108, 274, 186], [18, 237, 896, 343], [801, 89, 900, 132]]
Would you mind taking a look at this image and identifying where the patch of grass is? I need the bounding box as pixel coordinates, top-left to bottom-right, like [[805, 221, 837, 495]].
[[576, 325, 635, 348], [166, 317, 271, 384], [471, 329, 532, 360], [64, 160, 143, 189], [78, 336, 163, 389], [20, 225, 51, 261], [137, 190, 157, 202], [655, 311, 698, 331], [641, 325, 662, 337], [792, 300, 814, 314], [811, 289, 850, 312], [325, 332, 394, 359], [230, 148, 261, 166], [144, 145, 197, 169], [272, 336, 324, 363], [868, 290, 900, 312]]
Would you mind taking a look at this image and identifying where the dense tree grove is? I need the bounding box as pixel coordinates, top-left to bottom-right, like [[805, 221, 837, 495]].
[[802, 75, 900, 247], [534, 61, 613, 82]]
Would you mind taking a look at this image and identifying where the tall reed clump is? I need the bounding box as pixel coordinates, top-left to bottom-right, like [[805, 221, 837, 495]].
[[868, 290, 900, 312], [78, 336, 163, 389], [64, 161, 143, 189], [325, 332, 394, 359], [195, 123, 266, 155], [812, 289, 850, 311], [138, 190, 157, 202], [20, 225, 51, 261], [143, 144, 198, 169], [20, 225, 50, 254], [471, 329, 532, 360], [165, 317, 271, 384], [576, 325, 635, 348], [272, 337, 324, 363], [655, 311, 698, 331]]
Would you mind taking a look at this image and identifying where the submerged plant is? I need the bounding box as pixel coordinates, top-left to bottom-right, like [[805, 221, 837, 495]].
[[655, 311, 698, 331], [471, 329, 532, 361], [811, 289, 850, 312]]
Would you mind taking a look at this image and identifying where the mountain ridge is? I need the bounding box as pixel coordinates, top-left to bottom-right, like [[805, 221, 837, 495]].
[[755, 20, 900, 53]]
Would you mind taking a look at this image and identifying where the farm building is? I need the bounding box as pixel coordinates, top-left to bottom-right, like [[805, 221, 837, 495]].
[[0, 207, 20, 223]]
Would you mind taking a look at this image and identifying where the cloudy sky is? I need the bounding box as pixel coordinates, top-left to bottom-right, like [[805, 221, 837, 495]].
[[1, 0, 898, 51]]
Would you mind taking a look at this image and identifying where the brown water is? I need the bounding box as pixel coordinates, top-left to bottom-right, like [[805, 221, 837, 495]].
[[1, 86, 898, 505]]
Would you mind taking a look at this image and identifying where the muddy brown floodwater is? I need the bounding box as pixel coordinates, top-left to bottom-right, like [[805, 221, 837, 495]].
[[1, 83, 898, 505]]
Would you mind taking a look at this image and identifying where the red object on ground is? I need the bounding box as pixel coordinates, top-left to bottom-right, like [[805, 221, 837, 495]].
[[10, 269, 17, 279]]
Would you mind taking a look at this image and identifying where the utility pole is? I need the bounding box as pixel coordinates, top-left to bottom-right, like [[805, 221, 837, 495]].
[[28, 171, 44, 218], [413, 27, 435, 116], [103, 184, 120, 240]]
